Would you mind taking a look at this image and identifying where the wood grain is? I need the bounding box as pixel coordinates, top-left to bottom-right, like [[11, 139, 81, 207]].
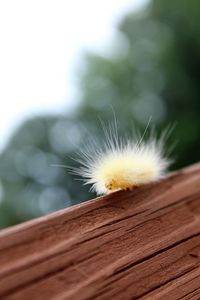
[[1, 163, 200, 299]]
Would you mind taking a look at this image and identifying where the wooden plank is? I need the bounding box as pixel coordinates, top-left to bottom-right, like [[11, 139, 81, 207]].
[[0, 163, 200, 299]]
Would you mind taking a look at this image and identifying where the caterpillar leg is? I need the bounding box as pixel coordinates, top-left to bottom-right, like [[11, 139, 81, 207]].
[[124, 185, 139, 191]]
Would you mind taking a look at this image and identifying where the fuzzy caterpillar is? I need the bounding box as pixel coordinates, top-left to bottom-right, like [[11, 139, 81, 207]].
[[70, 121, 173, 195]]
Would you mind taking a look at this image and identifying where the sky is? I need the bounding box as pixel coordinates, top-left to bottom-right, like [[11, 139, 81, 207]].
[[0, 0, 148, 152]]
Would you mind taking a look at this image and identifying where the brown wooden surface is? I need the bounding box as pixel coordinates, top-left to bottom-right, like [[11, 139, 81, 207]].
[[1, 163, 200, 299]]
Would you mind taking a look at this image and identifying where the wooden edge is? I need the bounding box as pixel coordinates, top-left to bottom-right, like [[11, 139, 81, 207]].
[[1, 162, 199, 237]]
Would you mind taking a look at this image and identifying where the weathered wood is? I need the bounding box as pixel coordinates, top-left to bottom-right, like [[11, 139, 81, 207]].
[[0, 163, 200, 299]]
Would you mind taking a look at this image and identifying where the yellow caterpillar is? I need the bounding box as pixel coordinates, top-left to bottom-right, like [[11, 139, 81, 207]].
[[72, 122, 172, 195]]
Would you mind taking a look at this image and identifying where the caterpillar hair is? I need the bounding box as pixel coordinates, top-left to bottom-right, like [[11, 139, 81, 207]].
[[70, 120, 174, 195]]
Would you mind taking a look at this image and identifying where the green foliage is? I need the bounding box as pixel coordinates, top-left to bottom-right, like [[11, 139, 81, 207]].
[[0, 0, 200, 227]]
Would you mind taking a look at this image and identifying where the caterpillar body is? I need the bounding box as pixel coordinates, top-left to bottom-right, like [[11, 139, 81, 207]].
[[71, 122, 172, 195]]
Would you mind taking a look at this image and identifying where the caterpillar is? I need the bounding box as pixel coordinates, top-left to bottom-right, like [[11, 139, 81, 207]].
[[71, 120, 173, 195]]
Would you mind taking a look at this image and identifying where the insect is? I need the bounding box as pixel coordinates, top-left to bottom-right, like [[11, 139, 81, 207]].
[[71, 119, 173, 195]]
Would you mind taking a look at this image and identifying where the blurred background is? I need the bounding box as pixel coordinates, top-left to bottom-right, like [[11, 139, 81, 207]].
[[0, 0, 200, 228]]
